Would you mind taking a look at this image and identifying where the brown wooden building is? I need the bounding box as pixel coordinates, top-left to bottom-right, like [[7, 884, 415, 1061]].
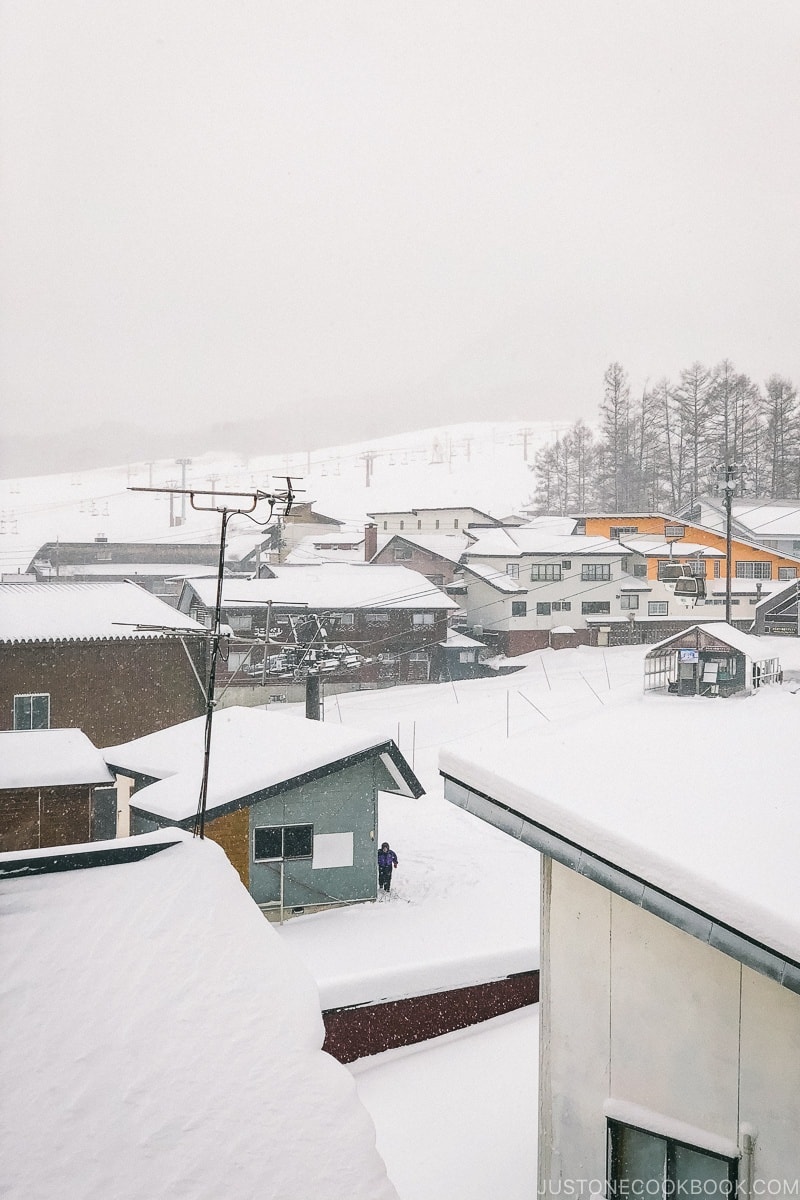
[[0, 728, 116, 852], [178, 563, 459, 687], [0, 581, 208, 746]]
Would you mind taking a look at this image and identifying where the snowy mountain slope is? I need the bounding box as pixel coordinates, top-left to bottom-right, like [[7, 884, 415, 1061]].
[[0, 420, 567, 575]]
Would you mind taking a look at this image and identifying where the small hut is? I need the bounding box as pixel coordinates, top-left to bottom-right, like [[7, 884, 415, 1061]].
[[644, 622, 782, 697]]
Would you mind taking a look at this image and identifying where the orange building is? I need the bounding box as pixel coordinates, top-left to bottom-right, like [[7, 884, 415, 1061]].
[[574, 512, 800, 585]]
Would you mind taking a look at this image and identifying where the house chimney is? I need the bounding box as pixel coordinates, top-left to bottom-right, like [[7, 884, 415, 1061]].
[[364, 522, 378, 561]]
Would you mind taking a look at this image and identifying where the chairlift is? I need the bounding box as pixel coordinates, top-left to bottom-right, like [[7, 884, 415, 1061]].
[[659, 562, 685, 583]]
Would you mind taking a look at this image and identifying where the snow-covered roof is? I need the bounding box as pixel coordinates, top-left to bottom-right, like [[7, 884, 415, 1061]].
[[380, 532, 473, 562], [0, 581, 206, 643], [0, 831, 397, 1200], [619, 536, 725, 558], [183, 564, 458, 611], [465, 531, 626, 558], [48, 562, 218, 579], [459, 562, 526, 593], [438, 631, 485, 648], [0, 730, 113, 790], [732, 501, 800, 538], [105, 707, 423, 822], [440, 688, 800, 967], [550, 625, 575, 634], [646, 621, 779, 661]]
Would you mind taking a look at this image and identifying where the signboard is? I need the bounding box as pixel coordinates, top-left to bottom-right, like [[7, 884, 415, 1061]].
[[679, 648, 699, 663]]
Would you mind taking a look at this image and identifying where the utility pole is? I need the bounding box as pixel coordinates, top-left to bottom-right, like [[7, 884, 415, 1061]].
[[720, 463, 737, 624], [129, 478, 300, 837]]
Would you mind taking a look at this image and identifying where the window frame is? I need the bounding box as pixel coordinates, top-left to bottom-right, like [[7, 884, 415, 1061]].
[[412, 612, 435, 626], [536, 601, 552, 616], [13, 692, 50, 730], [511, 600, 528, 617], [620, 594, 639, 610], [735, 561, 772, 579], [530, 563, 562, 582], [581, 601, 611, 615], [253, 823, 314, 863], [607, 1119, 738, 1195], [506, 563, 520, 579], [581, 563, 611, 582], [394, 546, 413, 561], [648, 600, 669, 616]]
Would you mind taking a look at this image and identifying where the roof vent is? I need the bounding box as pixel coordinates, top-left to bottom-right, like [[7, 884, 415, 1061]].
[[95, 534, 108, 543]]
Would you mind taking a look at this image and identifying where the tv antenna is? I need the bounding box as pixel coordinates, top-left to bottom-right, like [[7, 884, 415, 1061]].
[[129, 478, 303, 837]]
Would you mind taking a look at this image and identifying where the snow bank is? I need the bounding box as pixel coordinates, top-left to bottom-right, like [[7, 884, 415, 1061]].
[[0, 831, 397, 1200]]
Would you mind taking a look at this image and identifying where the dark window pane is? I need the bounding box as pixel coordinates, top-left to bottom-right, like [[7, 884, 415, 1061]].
[[283, 825, 313, 858], [14, 695, 32, 729], [615, 1125, 665, 1187], [31, 695, 50, 729], [674, 1144, 733, 1186], [254, 827, 283, 860]]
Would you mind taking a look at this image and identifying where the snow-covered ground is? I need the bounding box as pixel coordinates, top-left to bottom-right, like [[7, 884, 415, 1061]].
[[0, 419, 564, 576], [276, 642, 649, 1005], [350, 1006, 539, 1200]]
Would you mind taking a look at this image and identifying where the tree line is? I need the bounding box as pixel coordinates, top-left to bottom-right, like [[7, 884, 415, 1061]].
[[532, 361, 799, 515]]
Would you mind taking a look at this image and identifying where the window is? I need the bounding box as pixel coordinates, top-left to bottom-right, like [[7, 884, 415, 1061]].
[[713, 560, 721, 578], [664, 524, 686, 539], [412, 612, 435, 625], [394, 547, 412, 560], [506, 563, 520, 579], [227, 613, 252, 632], [435, 519, 440, 529], [409, 651, 428, 662], [648, 601, 669, 616], [620, 594, 639, 610], [562, 560, 571, 571], [254, 824, 313, 861], [581, 563, 611, 581], [608, 1120, 737, 1196], [453, 519, 459, 528], [330, 612, 355, 627], [610, 525, 639, 539], [530, 564, 562, 582], [399, 520, 404, 530], [686, 560, 707, 577], [417, 519, 422, 529], [779, 567, 798, 580], [13, 693, 50, 730], [511, 601, 527, 617], [552, 601, 571, 613], [582, 601, 610, 614], [383, 521, 388, 530], [633, 563, 647, 577], [367, 611, 389, 624], [536, 602, 551, 616], [735, 561, 772, 579]]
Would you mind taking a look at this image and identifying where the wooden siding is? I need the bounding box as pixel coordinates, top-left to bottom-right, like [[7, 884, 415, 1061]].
[[0, 784, 93, 853], [583, 515, 800, 580], [0, 639, 207, 745], [205, 806, 250, 889]]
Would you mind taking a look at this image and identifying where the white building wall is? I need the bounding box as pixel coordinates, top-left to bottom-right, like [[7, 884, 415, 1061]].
[[542, 859, 800, 1186]]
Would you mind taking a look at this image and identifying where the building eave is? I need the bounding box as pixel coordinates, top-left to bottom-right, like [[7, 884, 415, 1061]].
[[441, 770, 800, 996]]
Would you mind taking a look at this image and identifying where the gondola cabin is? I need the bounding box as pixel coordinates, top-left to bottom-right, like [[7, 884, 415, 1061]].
[[644, 623, 781, 697]]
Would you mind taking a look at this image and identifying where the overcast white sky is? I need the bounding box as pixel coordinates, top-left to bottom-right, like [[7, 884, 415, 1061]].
[[2, 1, 799, 442]]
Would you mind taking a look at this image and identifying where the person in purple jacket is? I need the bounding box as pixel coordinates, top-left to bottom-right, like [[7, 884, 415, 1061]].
[[377, 842, 398, 893]]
